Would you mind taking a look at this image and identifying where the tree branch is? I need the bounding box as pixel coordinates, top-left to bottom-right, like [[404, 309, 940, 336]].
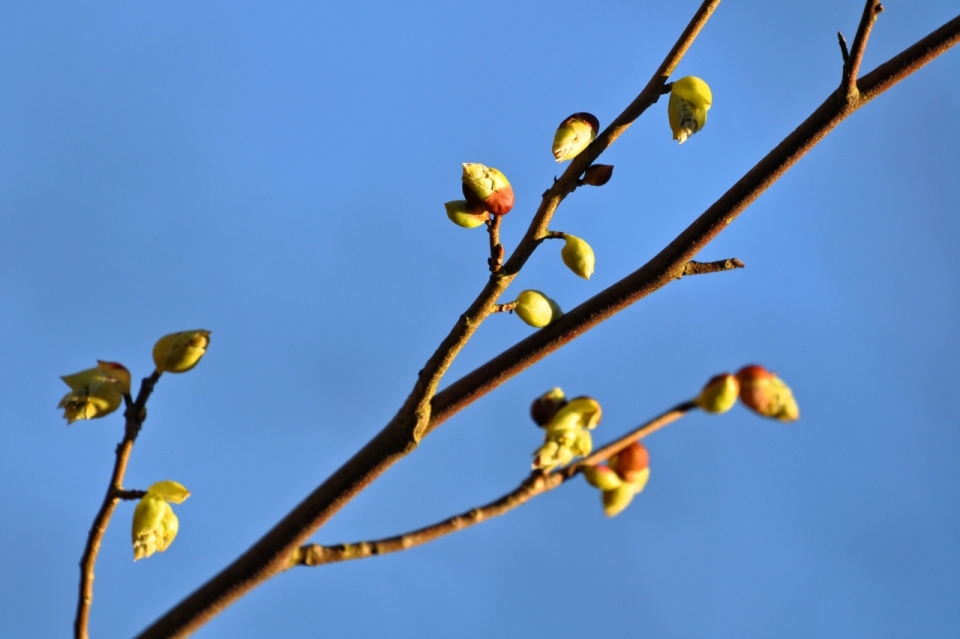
[[843, 0, 884, 100], [75, 370, 161, 639], [486, 214, 504, 273], [295, 402, 696, 568], [680, 258, 745, 277]]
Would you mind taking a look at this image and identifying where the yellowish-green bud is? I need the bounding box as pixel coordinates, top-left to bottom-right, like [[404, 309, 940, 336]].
[[560, 235, 595, 280], [602, 483, 636, 517], [132, 480, 190, 561], [514, 290, 562, 328], [444, 199, 488, 229], [533, 395, 602, 472], [96, 361, 131, 395], [461, 163, 514, 216], [583, 465, 623, 491], [152, 330, 211, 374], [548, 396, 602, 433], [58, 366, 124, 425], [668, 76, 712, 144], [695, 373, 740, 414], [145, 480, 191, 504], [552, 112, 599, 162]]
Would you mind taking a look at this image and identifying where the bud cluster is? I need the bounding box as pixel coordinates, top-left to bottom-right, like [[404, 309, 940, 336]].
[[132, 480, 191, 561], [582, 441, 651, 517], [530, 389, 602, 472]]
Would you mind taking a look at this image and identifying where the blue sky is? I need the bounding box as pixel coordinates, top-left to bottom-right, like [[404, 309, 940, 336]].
[[1, 1, 959, 637]]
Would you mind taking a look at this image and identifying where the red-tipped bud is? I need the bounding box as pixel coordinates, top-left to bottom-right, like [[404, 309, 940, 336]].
[[610, 441, 649, 483], [461, 163, 514, 216], [530, 387, 567, 427], [582, 164, 614, 186], [736, 365, 800, 422], [695, 373, 739, 414]]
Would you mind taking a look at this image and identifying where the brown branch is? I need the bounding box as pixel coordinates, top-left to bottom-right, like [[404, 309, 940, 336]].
[[843, 0, 884, 99], [425, 13, 960, 437], [136, 4, 722, 637], [75, 370, 161, 639], [294, 402, 696, 568], [838, 31, 850, 64], [680, 258, 745, 277], [493, 302, 517, 313], [487, 214, 504, 273]]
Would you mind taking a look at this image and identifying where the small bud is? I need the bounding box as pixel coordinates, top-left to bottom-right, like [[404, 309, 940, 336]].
[[96, 361, 131, 395], [602, 483, 636, 517], [550, 396, 602, 432], [582, 465, 623, 491], [736, 365, 800, 422], [58, 367, 124, 425], [461, 163, 514, 216], [152, 330, 211, 374], [132, 480, 190, 561], [560, 235, 595, 280], [668, 76, 712, 144], [444, 199, 488, 229], [582, 164, 614, 186], [514, 289, 563, 328], [552, 112, 599, 162], [610, 441, 649, 483], [695, 373, 740, 414], [530, 387, 567, 427]]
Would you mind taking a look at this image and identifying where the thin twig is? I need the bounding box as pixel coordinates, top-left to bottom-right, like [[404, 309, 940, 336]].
[[75, 370, 160, 639], [843, 0, 884, 100], [487, 215, 504, 273], [493, 302, 517, 313], [680, 258, 745, 277], [294, 402, 696, 568], [838, 31, 850, 63], [115, 489, 148, 501]]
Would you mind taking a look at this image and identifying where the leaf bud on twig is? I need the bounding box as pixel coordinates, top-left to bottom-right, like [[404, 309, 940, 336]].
[[152, 330, 211, 374], [552, 112, 599, 162], [668, 76, 712, 144], [560, 234, 596, 280], [514, 289, 563, 328], [695, 373, 739, 414], [736, 365, 800, 422], [461, 163, 514, 216]]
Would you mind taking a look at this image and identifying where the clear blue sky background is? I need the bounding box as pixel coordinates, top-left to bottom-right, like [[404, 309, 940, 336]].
[[2, 1, 959, 637]]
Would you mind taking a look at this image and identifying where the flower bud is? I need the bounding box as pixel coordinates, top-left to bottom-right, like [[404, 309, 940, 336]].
[[552, 112, 599, 162], [461, 163, 514, 216], [444, 199, 488, 229], [736, 365, 800, 422], [582, 164, 614, 186], [533, 395, 601, 472], [549, 396, 602, 432], [602, 483, 636, 517], [582, 465, 623, 491], [58, 366, 124, 425], [610, 441, 649, 483], [132, 480, 190, 561], [695, 373, 739, 414], [560, 235, 595, 280], [96, 361, 131, 395], [668, 76, 712, 144], [514, 289, 563, 328], [530, 387, 567, 427], [152, 330, 211, 374]]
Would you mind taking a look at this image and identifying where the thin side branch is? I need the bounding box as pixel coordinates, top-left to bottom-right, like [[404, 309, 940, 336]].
[[680, 258, 745, 277], [838, 31, 850, 63], [75, 370, 161, 639], [487, 215, 504, 273], [295, 402, 696, 568], [493, 302, 517, 314], [843, 0, 884, 99]]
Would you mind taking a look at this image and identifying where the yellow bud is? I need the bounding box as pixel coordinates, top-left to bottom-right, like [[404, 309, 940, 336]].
[[444, 199, 488, 229], [514, 290, 563, 328], [736, 365, 800, 422], [145, 480, 191, 504], [461, 163, 514, 216], [548, 396, 602, 432], [630, 466, 650, 493], [602, 483, 636, 517], [560, 235, 595, 280], [132, 480, 189, 560], [152, 330, 211, 373], [583, 465, 623, 491], [96, 361, 131, 395], [668, 76, 712, 144], [58, 368, 123, 425], [695, 373, 740, 414], [552, 112, 599, 162]]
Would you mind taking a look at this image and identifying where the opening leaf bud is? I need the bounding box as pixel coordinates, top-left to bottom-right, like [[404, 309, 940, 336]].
[[530, 387, 567, 427], [560, 235, 596, 280], [695, 373, 740, 414], [58, 366, 124, 424], [444, 199, 488, 229], [132, 480, 191, 561], [582, 465, 623, 491], [668, 76, 712, 144], [152, 330, 211, 374], [552, 112, 599, 162], [582, 164, 614, 186], [461, 163, 514, 216], [514, 289, 563, 328], [96, 361, 131, 395], [736, 365, 800, 422]]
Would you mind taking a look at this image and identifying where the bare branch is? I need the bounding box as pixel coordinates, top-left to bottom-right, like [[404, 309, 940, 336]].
[[295, 402, 696, 568], [492, 302, 517, 314], [680, 258, 745, 277], [486, 214, 504, 273], [838, 31, 850, 64], [75, 370, 161, 639], [842, 0, 884, 100]]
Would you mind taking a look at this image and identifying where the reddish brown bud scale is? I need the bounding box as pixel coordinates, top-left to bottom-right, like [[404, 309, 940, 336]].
[[612, 441, 649, 482], [736, 364, 800, 422], [582, 164, 614, 186], [530, 392, 567, 427], [483, 185, 514, 216], [560, 112, 600, 132]]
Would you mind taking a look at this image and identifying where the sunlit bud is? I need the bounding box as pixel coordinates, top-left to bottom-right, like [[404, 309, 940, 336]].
[[96, 361, 131, 395], [668, 76, 712, 144], [132, 480, 190, 561], [583, 465, 623, 491], [58, 367, 124, 425], [530, 387, 567, 427], [461, 163, 514, 216], [548, 396, 602, 432], [444, 199, 488, 229], [560, 235, 595, 280], [552, 112, 599, 162], [582, 164, 614, 186], [610, 441, 649, 483], [602, 483, 636, 517], [695, 373, 740, 414], [152, 330, 211, 374], [736, 365, 800, 422], [533, 440, 576, 472], [514, 289, 563, 328]]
